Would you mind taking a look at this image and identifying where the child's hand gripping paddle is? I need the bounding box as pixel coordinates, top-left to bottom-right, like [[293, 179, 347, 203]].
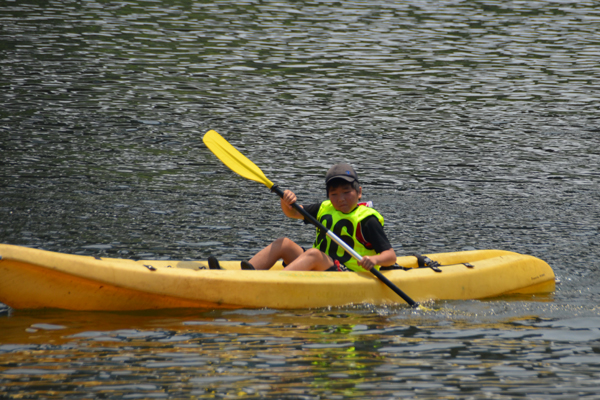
[[203, 129, 419, 308]]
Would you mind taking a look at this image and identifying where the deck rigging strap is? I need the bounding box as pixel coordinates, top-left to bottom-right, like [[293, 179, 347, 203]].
[[413, 254, 474, 271], [414, 254, 442, 272]]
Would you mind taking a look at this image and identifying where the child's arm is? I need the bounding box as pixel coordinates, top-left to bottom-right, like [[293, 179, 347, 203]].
[[359, 248, 397, 271], [280, 189, 305, 220], [358, 216, 397, 270]]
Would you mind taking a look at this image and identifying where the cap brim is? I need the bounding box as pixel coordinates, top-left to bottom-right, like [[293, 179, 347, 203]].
[[326, 175, 357, 184]]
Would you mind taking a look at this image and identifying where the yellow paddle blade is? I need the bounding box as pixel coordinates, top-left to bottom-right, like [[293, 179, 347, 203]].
[[203, 130, 274, 189]]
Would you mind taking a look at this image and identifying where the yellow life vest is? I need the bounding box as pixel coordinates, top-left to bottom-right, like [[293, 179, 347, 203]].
[[313, 200, 385, 272]]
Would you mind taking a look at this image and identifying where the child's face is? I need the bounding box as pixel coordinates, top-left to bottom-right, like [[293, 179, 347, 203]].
[[328, 183, 362, 214]]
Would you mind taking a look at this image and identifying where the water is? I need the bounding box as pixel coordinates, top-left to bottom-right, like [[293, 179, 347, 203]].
[[1, 0, 600, 398]]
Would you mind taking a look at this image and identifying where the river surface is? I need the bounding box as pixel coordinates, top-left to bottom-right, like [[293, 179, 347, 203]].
[[1, 0, 600, 398]]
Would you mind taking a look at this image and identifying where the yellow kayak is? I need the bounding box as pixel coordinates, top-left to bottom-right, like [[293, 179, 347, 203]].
[[0, 244, 555, 310]]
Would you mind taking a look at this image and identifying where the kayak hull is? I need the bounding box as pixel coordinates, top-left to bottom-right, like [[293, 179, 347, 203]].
[[0, 244, 555, 310]]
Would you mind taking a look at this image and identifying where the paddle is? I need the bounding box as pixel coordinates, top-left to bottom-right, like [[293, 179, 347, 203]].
[[203, 129, 419, 307]]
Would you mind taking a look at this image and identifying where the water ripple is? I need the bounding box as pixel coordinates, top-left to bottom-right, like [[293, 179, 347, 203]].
[[1, 0, 600, 398]]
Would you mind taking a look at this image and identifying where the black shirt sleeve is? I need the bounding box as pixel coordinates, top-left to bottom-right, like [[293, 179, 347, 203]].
[[302, 203, 321, 224], [360, 215, 393, 253]]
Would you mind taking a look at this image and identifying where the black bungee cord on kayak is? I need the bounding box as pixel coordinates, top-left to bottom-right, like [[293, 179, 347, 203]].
[[412, 254, 474, 272]]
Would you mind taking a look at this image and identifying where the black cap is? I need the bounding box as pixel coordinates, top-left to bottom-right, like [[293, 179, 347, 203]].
[[325, 163, 359, 184]]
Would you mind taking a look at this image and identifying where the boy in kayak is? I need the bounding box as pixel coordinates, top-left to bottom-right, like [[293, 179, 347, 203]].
[[209, 163, 396, 272]]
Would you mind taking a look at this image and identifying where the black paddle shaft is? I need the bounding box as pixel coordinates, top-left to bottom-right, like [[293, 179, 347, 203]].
[[270, 185, 419, 307]]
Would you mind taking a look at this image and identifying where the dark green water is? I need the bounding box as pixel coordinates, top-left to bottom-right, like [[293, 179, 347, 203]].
[[1, 0, 600, 398]]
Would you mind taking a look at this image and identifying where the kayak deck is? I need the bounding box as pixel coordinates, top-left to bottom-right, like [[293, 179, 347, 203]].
[[0, 244, 555, 310]]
